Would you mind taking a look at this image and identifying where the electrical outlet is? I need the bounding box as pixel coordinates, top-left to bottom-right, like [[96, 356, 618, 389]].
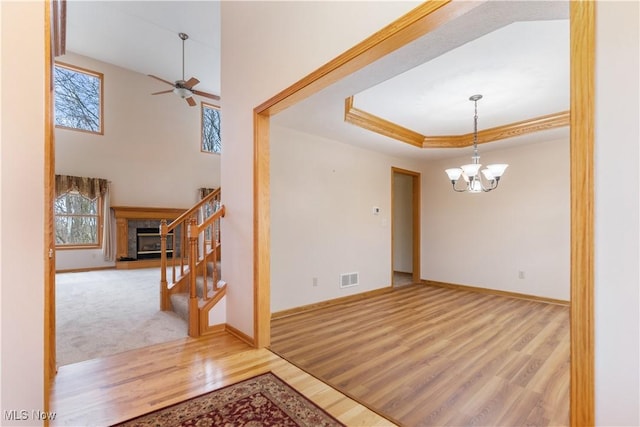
[[373, 207, 380, 215], [312, 277, 318, 287], [518, 271, 525, 279]]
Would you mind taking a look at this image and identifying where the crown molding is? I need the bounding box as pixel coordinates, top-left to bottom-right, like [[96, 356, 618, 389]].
[[344, 95, 570, 148]]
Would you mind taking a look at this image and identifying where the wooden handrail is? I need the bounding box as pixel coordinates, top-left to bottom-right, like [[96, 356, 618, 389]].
[[197, 205, 225, 234], [167, 188, 220, 233], [158, 187, 226, 338]]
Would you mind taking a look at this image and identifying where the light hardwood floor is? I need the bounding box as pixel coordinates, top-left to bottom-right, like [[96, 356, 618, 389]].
[[270, 284, 570, 427], [49, 331, 394, 426]]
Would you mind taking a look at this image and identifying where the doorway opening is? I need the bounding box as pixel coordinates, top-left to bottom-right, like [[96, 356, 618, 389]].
[[391, 167, 420, 287]]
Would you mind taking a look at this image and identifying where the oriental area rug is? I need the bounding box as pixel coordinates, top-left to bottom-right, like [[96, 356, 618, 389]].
[[113, 372, 345, 427]]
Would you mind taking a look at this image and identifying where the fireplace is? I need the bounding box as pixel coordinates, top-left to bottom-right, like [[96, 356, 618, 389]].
[[136, 227, 173, 259]]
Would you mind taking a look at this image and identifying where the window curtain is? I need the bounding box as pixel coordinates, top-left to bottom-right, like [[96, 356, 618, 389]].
[[54, 175, 115, 259], [102, 182, 116, 261], [55, 174, 108, 199]]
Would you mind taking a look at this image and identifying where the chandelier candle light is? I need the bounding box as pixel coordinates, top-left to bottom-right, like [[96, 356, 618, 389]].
[[445, 94, 508, 193]]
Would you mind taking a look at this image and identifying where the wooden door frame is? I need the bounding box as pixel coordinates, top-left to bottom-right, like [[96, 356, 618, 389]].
[[42, 1, 593, 424], [391, 167, 421, 285], [253, 2, 594, 426], [44, 0, 57, 416]]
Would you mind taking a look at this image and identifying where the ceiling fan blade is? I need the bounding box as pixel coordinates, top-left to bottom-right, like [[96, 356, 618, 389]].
[[186, 97, 197, 107], [184, 77, 200, 88], [192, 89, 221, 101], [151, 89, 174, 95], [148, 74, 174, 86]]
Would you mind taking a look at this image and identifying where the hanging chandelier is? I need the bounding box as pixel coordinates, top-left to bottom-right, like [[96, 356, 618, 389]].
[[445, 94, 508, 193]]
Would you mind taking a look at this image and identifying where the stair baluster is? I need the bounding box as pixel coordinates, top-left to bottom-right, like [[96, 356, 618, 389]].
[[159, 188, 225, 337]]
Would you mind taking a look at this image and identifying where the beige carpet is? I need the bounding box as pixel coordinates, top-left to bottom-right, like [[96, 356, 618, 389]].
[[56, 267, 187, 366]]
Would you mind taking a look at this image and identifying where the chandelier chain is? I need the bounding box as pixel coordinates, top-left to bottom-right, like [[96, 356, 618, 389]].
[[444, 94, 509, 193]]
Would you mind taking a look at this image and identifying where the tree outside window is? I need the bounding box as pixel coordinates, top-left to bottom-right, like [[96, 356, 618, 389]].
[[202, 102, 221, 154], [54, 62, 103, 134], [55, 192, 102, 247]]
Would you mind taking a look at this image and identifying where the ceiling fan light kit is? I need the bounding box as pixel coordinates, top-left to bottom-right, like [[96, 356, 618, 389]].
[[148, 32, 220, 107], [445, 94, 508, 193], [173, 87, 193, 98]]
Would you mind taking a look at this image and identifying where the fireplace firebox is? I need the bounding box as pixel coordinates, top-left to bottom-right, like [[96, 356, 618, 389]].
[[136, 227, 173, 259]]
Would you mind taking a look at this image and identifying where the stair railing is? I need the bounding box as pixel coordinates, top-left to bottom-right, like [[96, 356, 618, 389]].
[[187, 204, 225, 336], [160, 188, 221, 311]]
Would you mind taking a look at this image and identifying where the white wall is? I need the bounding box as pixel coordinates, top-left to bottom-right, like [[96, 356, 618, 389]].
[[0, 1, 45, 423], [423, 138, 570, 301], [594, 2, 640, 425], [0, 2, 635, 426], [54, 52, 220, 270], [270, 125, 423, 312], [393, 172, 413, 273], [220, 1, 420, 336]]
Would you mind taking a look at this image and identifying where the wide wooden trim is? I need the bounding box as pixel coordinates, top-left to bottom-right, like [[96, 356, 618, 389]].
[[345, 96, 424, 147], [423, 110, 570, 148], [200, 323, 226, 336], [255, 1, 483, 116], [199, 284, 227, 336], [422, 280, 570, 306], [253, 0, 485, 351], [51, 0, 65, 57], [111, 206, 187, 220], [225, 323, 255, 347], [271, 287, 395, 320], [253, 3, 594, 426], [253, 111, 270, 348], [44, 0, 56, 419], [569, 2, 595, 426], [345, 95, 569, 148]]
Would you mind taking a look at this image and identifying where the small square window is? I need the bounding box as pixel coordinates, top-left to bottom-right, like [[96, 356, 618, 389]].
[[54, 62, 103, 134]]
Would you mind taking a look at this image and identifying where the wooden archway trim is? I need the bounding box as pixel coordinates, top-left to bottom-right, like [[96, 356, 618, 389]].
[[252, 2, 594, 426]]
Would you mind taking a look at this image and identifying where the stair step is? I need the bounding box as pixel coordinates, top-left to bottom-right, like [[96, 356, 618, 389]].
[[195, 276, 217, 299], [169, 282, 226, 320], [206, 260, 222, 277], [169, 293, 189, 322]]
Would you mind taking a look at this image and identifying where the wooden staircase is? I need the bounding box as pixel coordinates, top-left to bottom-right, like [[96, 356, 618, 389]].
[[159, 189, 226, 337]]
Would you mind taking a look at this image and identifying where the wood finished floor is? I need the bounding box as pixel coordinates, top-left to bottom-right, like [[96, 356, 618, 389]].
[[50, 332, 394, 426], [270, 284, 570, 427]]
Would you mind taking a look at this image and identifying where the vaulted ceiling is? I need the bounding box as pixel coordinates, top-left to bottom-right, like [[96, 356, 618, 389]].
[[65, 1, 569, 160]]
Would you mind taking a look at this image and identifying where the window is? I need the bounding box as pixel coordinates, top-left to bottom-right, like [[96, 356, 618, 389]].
[[55, 192, 102, 247], [54, 62, 103, 134], [201, 102, 221, 154]]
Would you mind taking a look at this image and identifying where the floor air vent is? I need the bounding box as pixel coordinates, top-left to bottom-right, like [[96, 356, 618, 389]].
[[340, 272, 359, 288]]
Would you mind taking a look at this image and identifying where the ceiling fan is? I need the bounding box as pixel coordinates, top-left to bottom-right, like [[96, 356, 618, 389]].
[[148, 32, 220, 107]]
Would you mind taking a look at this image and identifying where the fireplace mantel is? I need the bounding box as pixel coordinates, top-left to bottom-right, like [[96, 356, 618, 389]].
[[112, 206, 187, 220], [112, 206, 187, 268]]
